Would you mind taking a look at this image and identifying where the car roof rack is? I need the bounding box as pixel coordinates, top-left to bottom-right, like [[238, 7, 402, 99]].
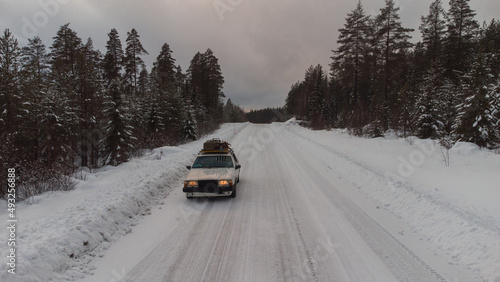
[[200, 138, 233, 154]]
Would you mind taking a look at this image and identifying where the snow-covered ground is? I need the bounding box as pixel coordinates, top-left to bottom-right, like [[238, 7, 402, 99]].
[[1, 121, 499, 281], [282, 120, 500, 281]]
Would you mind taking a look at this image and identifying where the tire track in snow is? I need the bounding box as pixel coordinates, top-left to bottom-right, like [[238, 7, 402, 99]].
[[282, 126, 476, 281], [269, 145, 318, 281], [290, 128, 500, 235], [123, 200, 215, 281], [286, 126, 497, 280]]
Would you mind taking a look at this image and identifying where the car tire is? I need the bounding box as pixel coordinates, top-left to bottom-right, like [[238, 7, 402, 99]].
[[230, 185, 237, 198]]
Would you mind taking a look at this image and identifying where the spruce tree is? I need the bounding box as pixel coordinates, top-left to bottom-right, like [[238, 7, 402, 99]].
[[0, 29, 22, 134], [0, 29, 22, 196], [162, 91, 186, 145], [137, 66, 149, 96], [453, 52, 497, 147], [20, 36, 49, 163], [478, 20, 500, 81], [202, 49, 225, 123], [184, 103, 198, 141], [187, 49, 225, 133], [38, 88, 74, 170], [223, 98, 245, 123], [75, 38, 104, 168], [154, 43, 176, 92], [415, 64, 445, 139], [489, 79, 500, 149], [103, 79, 135, 166], [435, 78, 458, 137], [103, 28, 124, 84], [305, 65, 328, 129], [143, 91, 164, 148], [49, 24, 83, 167]]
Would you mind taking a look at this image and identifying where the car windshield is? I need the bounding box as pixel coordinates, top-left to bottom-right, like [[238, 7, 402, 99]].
[[192, 156, 234, 168]]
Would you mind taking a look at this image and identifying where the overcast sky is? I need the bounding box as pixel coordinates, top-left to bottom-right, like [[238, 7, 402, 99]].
[[2, 0, 499, 110]]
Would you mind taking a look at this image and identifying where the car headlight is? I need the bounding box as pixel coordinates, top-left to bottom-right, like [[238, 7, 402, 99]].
[[218, 180, 232, 186], [184, 181, 198, 187]]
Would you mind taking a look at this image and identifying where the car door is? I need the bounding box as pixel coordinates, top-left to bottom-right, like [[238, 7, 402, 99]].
[[231, 152, 241, 182]]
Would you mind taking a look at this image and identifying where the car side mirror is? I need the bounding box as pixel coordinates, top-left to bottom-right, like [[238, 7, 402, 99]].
[[186, 166, 191, 170], [235, 165, 241, 169]]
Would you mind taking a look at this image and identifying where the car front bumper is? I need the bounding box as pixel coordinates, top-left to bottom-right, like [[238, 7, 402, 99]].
[[183, 186, 234, 197]]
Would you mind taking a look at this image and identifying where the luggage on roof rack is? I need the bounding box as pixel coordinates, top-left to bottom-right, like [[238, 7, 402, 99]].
[[201, 138, 231, 153]]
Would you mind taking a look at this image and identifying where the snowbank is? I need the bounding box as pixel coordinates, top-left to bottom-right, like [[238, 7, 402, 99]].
[[0, 123, 249, 281]]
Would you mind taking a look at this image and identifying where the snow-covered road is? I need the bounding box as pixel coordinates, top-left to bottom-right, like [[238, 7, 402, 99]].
[[80, 123, 489, 281], [2, 122, 498, 281]]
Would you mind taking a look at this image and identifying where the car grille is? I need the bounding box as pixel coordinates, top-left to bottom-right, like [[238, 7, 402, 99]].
[[198, 181, 218, 193]]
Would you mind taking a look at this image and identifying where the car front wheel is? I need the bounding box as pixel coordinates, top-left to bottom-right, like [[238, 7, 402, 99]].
[[230, 185, 237, 198]]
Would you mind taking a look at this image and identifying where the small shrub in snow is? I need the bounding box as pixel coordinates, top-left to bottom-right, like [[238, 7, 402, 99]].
[[362, 121, 384, 138], [16, 161, 76, 202], [439, 137, 455, 167]]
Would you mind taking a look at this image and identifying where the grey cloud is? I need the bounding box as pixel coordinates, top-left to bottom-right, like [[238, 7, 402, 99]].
[[3, 0, 499, 110]]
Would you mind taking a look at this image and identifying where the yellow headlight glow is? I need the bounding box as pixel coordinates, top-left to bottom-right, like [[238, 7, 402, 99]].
[[185, 181, 198, 187], [218, 180, 232, 186]]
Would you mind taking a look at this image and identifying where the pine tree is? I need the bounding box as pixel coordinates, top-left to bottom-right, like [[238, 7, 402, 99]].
[[420, 0, 447, 64], [375, 0, 414, 129], [124, 28, 148, 95], [22, 37, 49, 83], [49, 23, 82, 83], [331, 1, 371, 113], [444, 0, 479, 76]]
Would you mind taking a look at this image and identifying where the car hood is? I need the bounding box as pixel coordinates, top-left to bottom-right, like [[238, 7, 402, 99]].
[[186, 168, 233, 181]]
